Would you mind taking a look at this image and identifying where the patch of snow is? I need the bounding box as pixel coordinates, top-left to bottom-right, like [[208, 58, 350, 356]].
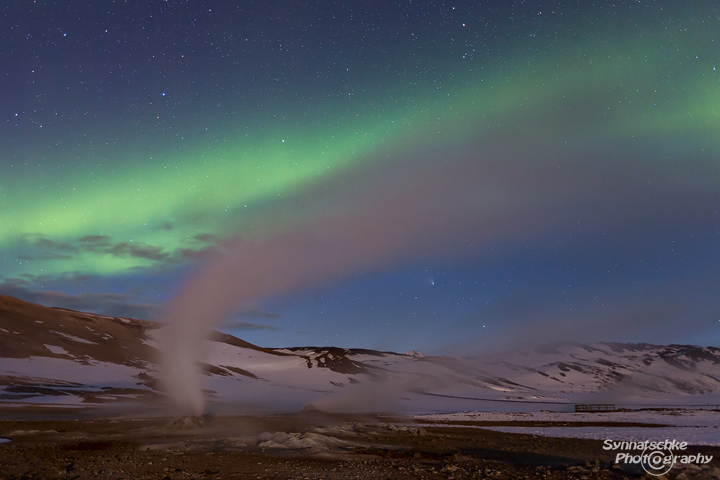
[[8, 395, 92, 406], [44, 345, 70, 355], [480, 425, 720, 446], [83, 313, 117, 320], [414, 410, 720, 446], [487, 386, 513, 392], [49, 330, 98, 345], [0, 402, 87, 409], [273, 348, 298, 355], [0, 356, 145, 389]]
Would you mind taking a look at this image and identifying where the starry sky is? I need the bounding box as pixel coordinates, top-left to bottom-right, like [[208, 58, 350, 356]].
[[1, 1, 719, 353]]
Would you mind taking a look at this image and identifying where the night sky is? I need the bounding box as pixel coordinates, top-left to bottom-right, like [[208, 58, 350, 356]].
[[2, 1, 719, 353]]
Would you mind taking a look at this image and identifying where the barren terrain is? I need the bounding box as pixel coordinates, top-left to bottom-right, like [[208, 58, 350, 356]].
[[2, 407, 720, 480]]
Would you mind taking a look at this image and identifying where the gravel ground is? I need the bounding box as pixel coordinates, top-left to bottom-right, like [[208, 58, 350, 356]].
[[1, 412, 719, 480]]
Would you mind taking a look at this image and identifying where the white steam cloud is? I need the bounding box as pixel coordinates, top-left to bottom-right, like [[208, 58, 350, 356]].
[[159, 140, 716, 416]]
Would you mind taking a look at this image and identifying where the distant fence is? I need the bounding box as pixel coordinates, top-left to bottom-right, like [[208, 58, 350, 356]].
[[575, 404, 616, 413], [420, 392, 719, 411]]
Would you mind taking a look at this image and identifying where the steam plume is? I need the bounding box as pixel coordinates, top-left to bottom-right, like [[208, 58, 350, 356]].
[[159, 140, 715, 415]]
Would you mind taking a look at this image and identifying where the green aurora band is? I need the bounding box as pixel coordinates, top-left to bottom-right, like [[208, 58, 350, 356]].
[[1, 13, 719, 281]]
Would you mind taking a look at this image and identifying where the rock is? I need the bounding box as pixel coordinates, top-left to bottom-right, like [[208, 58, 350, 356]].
[[166, 416, 205, 430], [707, 467, 720, 479]]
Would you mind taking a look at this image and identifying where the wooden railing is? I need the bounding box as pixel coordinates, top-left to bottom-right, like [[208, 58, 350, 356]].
[[574, 404, 616, 412]]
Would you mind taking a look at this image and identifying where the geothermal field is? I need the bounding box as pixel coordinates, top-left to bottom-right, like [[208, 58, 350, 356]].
[[1, 295, 719, 479]]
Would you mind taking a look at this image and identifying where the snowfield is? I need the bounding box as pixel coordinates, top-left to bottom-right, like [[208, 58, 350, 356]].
[[414, 409, 720, 446]]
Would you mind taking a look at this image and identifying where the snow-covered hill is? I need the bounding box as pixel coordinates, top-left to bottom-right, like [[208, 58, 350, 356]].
[[1, 295, 719, 413]]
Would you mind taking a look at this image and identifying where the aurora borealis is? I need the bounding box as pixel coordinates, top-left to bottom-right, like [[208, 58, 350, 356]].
[[2, 1, 719, 352]]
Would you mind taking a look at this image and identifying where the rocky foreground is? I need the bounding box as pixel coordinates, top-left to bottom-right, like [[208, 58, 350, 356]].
[[1, 411, 719, 480]]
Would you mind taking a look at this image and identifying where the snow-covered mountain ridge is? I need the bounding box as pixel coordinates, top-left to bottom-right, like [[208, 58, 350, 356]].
[[1, 294, 719, 412]]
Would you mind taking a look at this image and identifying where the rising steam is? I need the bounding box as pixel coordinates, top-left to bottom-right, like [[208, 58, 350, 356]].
[[159, 139, 714, 415]]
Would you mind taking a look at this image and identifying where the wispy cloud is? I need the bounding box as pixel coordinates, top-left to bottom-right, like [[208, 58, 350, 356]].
[[0, 276, 160, 320], [12, 232, 224, 267], [15, 235, 80, 260], [224, 320, 281, 331], [106, 242, 170, 262]]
